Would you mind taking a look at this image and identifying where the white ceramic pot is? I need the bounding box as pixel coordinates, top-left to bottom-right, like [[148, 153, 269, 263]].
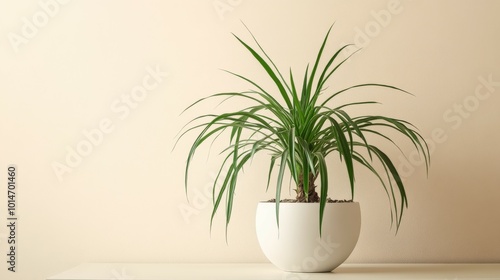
[[255, 202, 361, 272]]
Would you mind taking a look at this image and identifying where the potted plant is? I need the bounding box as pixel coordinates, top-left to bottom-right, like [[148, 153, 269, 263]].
[[178, 25, 429, 272]]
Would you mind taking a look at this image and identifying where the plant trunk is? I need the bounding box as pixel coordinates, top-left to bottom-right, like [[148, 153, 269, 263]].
[[296, 172, 320, 202]]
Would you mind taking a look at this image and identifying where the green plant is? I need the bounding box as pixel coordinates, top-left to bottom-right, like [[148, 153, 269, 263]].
[[178, 25, 429, 233]]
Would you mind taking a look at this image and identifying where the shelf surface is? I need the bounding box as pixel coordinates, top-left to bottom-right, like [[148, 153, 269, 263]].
[[47, 263, 500, 280]]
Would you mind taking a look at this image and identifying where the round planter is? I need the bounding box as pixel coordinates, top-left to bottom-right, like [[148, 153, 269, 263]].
[[255, 202, 361, 272]]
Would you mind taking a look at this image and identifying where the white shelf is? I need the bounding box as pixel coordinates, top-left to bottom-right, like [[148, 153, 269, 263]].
[[47, 263, 500, 280]]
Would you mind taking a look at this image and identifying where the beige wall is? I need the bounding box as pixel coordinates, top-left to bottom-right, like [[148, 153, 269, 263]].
[[1, 0, 500, 279]]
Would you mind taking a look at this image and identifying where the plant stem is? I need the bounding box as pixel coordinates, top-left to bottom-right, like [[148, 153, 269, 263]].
[[296, 172, 320, 202]]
